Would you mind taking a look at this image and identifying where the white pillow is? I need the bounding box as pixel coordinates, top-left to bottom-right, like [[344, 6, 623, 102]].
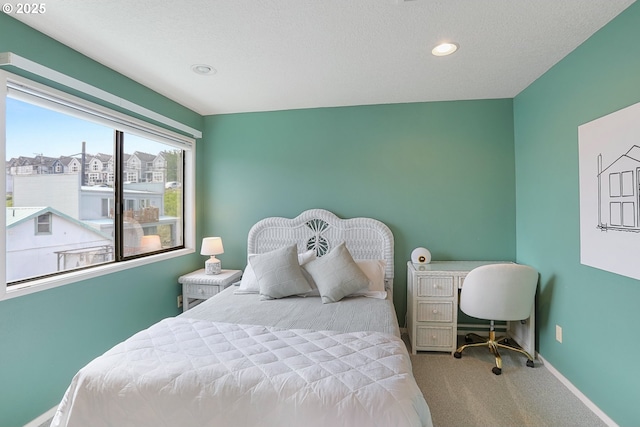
[[249, 245, 312, 300], [351, 259, 388, 299], [303, 242, 370, 304], [297, 249, 317, 265], [235, 263, 259, 294], [235, 249, 316, 294]]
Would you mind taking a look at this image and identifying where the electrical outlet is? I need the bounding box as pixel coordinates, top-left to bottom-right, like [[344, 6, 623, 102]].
[[556, 325, 563, 343], [177, 295, 183, 308]]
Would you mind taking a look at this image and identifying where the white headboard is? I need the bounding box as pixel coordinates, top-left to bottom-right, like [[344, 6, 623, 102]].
[[247, 209, 394, 289]]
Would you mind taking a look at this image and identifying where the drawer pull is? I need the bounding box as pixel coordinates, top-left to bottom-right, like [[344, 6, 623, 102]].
[[198, 288, 205, 295], [432, 309, 439, 314], [431, 335, 437, 340]]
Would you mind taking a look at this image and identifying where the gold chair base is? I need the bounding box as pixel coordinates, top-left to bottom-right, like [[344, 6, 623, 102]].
[[453, 330, 534, 375]]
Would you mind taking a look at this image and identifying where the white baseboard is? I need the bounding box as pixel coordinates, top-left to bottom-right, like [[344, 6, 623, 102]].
[[452, 328, 617, 426], [23, 406, 57, 427], [537, 354, 618, 427]]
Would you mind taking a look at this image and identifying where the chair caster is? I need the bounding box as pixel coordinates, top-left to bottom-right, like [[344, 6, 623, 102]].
[[453, 351, 462, 359], [526, 359, 534, 368], [492, 367, 502, 375]]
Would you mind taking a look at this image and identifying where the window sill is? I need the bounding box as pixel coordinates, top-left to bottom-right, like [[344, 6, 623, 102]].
[[2, 247, 195, 300]]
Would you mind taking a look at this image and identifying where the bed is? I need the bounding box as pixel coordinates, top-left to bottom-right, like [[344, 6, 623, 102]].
[[50, 209, 432, 427]]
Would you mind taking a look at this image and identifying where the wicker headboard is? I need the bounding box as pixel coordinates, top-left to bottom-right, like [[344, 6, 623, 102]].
[[247, 209, 394, 289]]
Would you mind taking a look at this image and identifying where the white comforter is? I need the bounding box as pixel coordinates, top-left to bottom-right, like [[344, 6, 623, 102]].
[[52, 317, 432, 427]]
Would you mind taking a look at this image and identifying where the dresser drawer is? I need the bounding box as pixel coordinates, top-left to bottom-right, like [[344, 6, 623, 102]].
[[416, 301, 453, 322], [416, 326, 454, 348], [416, 276, 455, 297], [184, 283, 222, 299]]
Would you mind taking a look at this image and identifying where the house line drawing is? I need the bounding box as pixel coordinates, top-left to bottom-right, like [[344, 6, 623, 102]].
[[596, 145, 640, 232], [579, 100, 640, 281]]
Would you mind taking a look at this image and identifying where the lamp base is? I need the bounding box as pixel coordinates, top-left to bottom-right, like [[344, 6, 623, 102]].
[[205, 256, 221, 275]]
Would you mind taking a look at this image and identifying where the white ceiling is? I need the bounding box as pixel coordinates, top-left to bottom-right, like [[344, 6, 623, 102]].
[[11, 0, 636, 116]]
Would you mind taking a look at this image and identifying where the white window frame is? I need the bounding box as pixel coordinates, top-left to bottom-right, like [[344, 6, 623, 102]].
[[35, 213, 52, 235], [101, 198, 114, 217], [0, 69, 197, 300]]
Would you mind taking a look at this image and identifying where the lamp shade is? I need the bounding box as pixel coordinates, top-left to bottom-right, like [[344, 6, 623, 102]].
[[201, 237, 224, 256], [140, 235, 162, 251]]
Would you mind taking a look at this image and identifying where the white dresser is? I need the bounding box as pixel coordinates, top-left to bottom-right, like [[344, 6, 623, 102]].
[[406, 261, 535, 355]]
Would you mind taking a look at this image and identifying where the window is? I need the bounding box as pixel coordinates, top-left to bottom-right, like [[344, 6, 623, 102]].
[[610, 202, 622, 226], [35, 213, 51, 234], [621, 171, 634, 197], [609, 173, 621, 197], [622, 202, 635, 227], [610, 201, 636, 227], [101, 198, 114, 217], [610, 171, 635, 198], [2, 70, 195, 295]]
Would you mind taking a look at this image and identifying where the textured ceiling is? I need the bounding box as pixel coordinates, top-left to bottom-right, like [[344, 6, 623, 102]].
[[10, 0, 636, 116]]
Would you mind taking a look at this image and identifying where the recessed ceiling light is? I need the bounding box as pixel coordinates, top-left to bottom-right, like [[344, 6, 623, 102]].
[[431, 42, 459, 57], [191, 64, 216, 75]]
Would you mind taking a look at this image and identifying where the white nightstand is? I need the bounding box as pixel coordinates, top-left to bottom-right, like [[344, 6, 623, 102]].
[[178, 269, 242, 312]]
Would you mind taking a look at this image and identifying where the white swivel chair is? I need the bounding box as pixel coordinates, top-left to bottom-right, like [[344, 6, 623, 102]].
[[453, 263, 538, 375]]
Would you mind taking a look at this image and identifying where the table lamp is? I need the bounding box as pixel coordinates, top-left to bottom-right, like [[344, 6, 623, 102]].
[[201, 237, 224, 274]]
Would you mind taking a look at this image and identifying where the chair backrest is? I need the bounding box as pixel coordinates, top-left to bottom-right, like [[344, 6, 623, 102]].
[[460, 264, 538, 321]]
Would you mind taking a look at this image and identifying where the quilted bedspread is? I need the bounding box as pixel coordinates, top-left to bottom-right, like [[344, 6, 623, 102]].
[[51, 318, 432, 427]]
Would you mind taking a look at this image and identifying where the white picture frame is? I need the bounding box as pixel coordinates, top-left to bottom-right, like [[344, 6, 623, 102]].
[[578, 101, 640, 280]]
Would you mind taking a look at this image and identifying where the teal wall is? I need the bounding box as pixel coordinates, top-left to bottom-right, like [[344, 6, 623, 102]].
[[0, 15, 203, 427], [4, 2, 639, 426], [202, 100, 517, 321], [514, 3, 640, 426]]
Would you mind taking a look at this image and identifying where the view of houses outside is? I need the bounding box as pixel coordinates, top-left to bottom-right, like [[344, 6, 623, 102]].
[[5, 97, 183, 284]]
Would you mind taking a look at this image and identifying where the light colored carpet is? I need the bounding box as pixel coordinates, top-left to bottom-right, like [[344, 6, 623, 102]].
[[408, 336, 606, 427]]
